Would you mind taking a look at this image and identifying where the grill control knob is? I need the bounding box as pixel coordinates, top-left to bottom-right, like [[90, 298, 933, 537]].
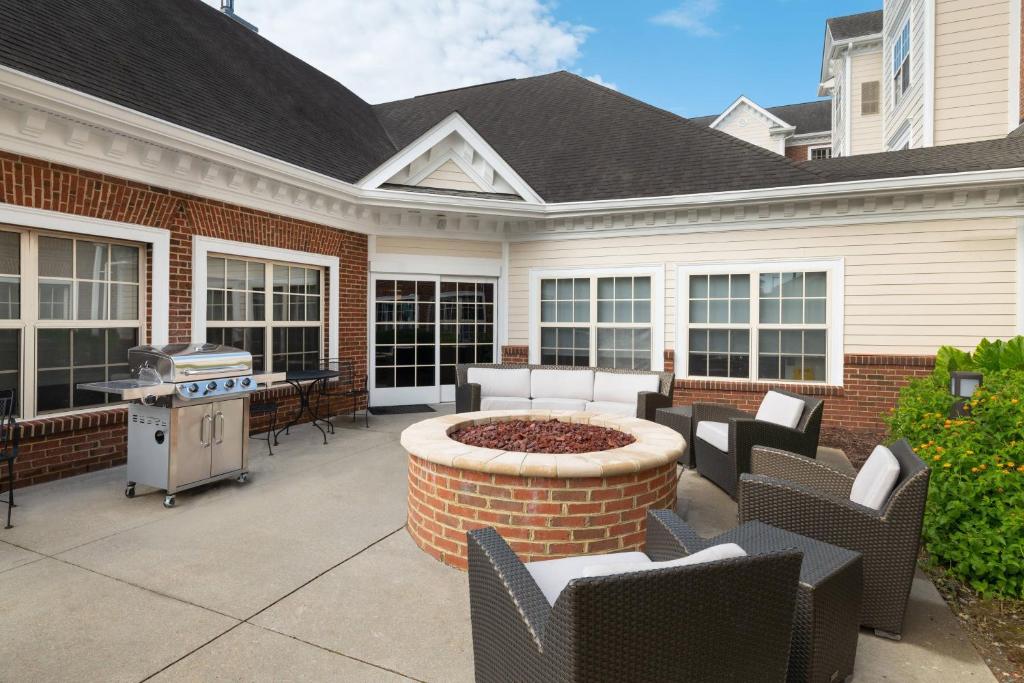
[[207, 381, 218, 391], [188, 383, 199, 393], [241, 378, 251, 387], [225, 379, 235, 389]]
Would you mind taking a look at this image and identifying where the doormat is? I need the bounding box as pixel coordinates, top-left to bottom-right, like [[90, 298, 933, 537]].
[[369, 404, 436, 415]]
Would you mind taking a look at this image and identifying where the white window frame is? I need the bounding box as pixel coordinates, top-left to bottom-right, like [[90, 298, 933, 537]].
[[887, 122, 912, 152], [807, 145, 832, 160], [892, 18, 911, 105], [676, 259, 844, 386], [191, 236, 339, 363], [527, 265, 665, 371]]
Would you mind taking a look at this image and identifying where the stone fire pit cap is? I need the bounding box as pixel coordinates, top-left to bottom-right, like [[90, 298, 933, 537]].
[[400, 410, 684, 478]]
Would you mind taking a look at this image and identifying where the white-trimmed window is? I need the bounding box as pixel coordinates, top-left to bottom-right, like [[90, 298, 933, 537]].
[[892, 19, 911, 104], [678, 260, 843, 384], [532, 267, 663, 370], [808, 146, 832, 160], [205, 255, 323, 372], [0, 226, 145, 418]]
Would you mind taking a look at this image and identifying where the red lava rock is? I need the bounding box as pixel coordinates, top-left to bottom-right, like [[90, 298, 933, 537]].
[[450, 419, 635, 454]]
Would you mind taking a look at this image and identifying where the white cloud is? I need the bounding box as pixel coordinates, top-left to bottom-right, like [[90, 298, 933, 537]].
[[651, 0, 721, 37], [584, 73, 617, 90], [204, 0, 595, 103]]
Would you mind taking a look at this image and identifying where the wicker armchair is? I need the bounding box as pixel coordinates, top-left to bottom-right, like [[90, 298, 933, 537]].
[[692, 390, 824, 498], [467, 516, 803, 682], [737, 440, 930, 639]]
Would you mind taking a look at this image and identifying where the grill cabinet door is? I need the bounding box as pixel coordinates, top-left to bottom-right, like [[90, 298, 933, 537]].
[[170, 403, 213, 488], [210, 399, 244, 476]]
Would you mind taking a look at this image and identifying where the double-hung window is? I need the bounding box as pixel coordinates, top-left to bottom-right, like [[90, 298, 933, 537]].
[[680, 261, 840, 384], [892, 20, 911, 104], [536, 270, 659, 370], [205, 255, 323, 372], [0, 226, 145, 418]]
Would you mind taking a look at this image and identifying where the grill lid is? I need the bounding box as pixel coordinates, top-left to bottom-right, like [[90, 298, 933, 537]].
[[129, 343, 253, 383]]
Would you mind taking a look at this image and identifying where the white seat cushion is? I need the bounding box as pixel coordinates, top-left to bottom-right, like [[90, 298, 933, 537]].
[[480, 396, 533, 411], [467, 367, 531, 399], [695, 420, 729, 452], [582, 543, 747, 578], [592, 372, 660, 404], [585, 401, 635, 417], [755, 391, 805, 429], [531, 369, 594, 401], [850, 445, 901, 510], [532, 397, 587, 412], [525, 551, 649, 605]]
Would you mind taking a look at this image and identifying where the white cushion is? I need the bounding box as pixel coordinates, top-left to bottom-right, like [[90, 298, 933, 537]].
[[467, 367, 531, 399], [695, 420, 729, 452], [532, 397, 587, 412], [480, 396, 532, 411], [592, 372, 660, 404], [850, 445, 901, 510], [531, 369, 594, 401], [526, 551, 649, 605], [755, 391, 805, 429], [582, 543, 747, 577], [585, 401, 635, 417]]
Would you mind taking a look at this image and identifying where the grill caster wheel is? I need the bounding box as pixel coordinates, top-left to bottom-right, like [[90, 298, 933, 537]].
[[124, 486, 135, 498], [237, 472, 249, 483], [163, 495, 176, 508]]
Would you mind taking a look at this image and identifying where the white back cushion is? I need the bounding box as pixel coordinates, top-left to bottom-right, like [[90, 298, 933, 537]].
[[467, 367, 531, 399], [755, 391, 805, 429], [531, 369, 594, 401], [850, 445, 902, 510], [694, 421, 729, 452], [526, 551, 649, 605], [581, 543, 747, 578], [592, 372, 659, 404]]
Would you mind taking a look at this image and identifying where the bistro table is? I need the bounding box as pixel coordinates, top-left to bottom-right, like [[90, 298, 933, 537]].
[[274, 368, 341, 445]]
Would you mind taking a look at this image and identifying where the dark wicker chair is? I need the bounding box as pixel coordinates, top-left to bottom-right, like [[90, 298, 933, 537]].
[[692, 390, 824, 498], [467, 514, 803, 683], [737, 440, 930, 639], [455, 363, 674, 421], [317, 358, 369, 429], [0, 389, 18, 529], [249, 400, 280, 455]]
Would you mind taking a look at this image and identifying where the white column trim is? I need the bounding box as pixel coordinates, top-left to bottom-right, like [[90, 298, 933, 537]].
[[0, 202, 170, 344], [191, 236, 339, 359], [1010, 0, 1022, 133], [844, 50, 852, 156], [923, 0, 936, 146], [499, 241, 510, 360], [1017, 219, 1024, 333]]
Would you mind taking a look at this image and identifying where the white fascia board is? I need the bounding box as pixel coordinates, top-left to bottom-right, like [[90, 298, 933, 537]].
[[789, 131, 831, 144], [357, 111, 543, 204], [710, 96, 792, 130]]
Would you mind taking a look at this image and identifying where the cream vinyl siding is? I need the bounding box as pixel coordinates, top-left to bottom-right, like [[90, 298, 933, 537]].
[[933, 0, 1011, 144], [417, 159, 486, 192], [375, 236, 503, 260], [508, 217, 1018, 356], [883, 0, 927, 148], [713, 104, 785, 155], [851, 49, 885, 155]]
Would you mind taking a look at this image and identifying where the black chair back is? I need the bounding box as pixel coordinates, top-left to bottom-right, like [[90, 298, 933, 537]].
[[0, 389, 16, 457]]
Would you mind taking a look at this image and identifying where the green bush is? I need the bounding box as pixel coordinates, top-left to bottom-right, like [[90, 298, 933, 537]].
[[886, 337, 1024, 599]]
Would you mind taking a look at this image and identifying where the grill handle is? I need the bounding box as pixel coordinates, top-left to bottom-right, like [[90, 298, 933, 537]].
[[200, 413, 212, 447], [214, 411, 225, 445], [182, 364, 250, 376]]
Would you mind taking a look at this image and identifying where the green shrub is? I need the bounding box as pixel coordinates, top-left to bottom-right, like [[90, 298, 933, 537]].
[[887, 337, 1024, 599]]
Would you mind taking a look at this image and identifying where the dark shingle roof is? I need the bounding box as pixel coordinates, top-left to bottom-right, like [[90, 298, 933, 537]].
[[827, 10, 884, 41], [0, 0, 397, 183], [374, 73, 824, 202], [690, 100, 831, 135]]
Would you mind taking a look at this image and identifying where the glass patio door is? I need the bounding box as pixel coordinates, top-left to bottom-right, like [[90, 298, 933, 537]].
[[370, 275, 496, 407]]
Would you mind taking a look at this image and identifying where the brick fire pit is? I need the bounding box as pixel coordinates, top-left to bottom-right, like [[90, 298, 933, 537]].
[[400, 410, 684, 570]]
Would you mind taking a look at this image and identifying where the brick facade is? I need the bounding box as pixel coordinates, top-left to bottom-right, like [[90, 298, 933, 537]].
[[785, 144, 812, 162], [1, 152, 368, 486]]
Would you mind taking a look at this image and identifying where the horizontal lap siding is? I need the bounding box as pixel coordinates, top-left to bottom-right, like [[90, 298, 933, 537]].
[[417, 160, 484, 193], [851, 50, 884, 155], [507, 217, 1019, 355], [374, 236, 503, 260]]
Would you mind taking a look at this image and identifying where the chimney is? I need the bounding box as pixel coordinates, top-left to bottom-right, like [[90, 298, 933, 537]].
[[220, 0, 259, 33]]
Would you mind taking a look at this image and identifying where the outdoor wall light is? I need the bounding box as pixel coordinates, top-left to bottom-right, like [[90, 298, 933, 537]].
[[949, 371, 983, 398]]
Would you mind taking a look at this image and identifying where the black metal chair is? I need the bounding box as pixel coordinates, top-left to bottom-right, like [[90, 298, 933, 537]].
[[249, 400, 280, 455], [0, 389, 18, 529], [317, 359, 369, 429]]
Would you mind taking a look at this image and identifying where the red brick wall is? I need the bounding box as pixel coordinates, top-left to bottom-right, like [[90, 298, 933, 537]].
[[785, 144, 811, 162], [1, 152, 368, 486]]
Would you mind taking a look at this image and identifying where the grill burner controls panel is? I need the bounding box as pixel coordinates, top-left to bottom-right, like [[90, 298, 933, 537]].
[[177, 376, 256, 400]]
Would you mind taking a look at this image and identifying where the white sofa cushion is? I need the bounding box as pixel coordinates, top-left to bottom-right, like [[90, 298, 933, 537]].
[[480, 396, 532, 411], [755, 391, 805, 429], [531, 369, 594, 401], [582, 543, 747, 578], [526, 551, 649, 606], [850, 445, 901, 510], [532, 397, 587, 412], [695, 420, 729, 452], [467, 367, 531, 399], [592, 372, 659, 405], [585, 401, 635, 417]]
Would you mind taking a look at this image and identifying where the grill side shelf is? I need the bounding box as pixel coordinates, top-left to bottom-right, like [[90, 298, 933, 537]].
[[76, 380, 177, 401]]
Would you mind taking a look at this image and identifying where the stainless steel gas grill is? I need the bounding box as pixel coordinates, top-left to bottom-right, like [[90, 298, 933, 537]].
[[78, 343, 282, 507]]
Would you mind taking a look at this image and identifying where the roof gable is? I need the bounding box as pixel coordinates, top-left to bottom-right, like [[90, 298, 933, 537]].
[[710, 96, 793, 131]]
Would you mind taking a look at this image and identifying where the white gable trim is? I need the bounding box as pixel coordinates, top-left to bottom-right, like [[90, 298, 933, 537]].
[[358, 112, 543, 204], [406, 150, 491, 192], [710, 96, 792, 131]]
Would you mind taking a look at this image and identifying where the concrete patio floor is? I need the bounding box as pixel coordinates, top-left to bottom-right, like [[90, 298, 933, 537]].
[[0, 406, 996, 682]]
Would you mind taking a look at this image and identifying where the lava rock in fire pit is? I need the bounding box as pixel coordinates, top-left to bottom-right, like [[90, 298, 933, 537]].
[[450, 419, 635, 454]]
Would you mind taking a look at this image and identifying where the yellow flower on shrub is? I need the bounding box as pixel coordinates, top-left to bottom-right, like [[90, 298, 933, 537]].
[[933, 455, 942, 461], [943, 463, 951, 469]]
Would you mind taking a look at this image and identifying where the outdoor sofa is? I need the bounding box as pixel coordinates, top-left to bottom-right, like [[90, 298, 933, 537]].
[[466, 512, 802, 682], [455, 363, 674, 420], [692, 389, 824, 497], [738, 440, 930, 639]]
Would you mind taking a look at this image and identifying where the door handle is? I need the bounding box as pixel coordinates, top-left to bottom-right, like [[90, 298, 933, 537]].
[[201, 413, 212, 447], [214, 411, 225, 444]]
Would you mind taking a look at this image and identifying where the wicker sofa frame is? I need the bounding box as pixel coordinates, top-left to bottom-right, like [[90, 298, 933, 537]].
[[692, 390, 824, 498], [467, 511, 803, 683], [455, 363, 674, 421], [737, 440, 930, 639]]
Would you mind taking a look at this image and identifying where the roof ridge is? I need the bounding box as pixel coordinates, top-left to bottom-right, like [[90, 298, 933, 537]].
[[826, 9, 883, 23], [767, 99, 830, 110], [374, 75, 545, 106]]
